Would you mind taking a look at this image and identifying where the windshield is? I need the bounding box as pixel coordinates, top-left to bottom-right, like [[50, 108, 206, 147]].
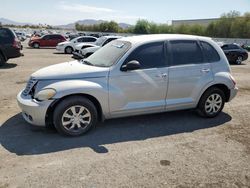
[[83, 40, 131, 67], [95, 37, 106, 46]]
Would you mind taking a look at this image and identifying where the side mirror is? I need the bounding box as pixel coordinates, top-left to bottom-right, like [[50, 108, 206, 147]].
[[121, 60, 141, 71]]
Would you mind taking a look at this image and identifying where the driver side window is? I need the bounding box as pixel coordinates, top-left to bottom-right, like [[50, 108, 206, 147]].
[[124, 42, 166, 69]]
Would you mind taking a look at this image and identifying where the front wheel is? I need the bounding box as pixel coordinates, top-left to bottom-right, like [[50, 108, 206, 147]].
[[65, 46, 73, 54], [197, 87, 225, 118], [33, 42, 40, 48], [53, 96, 98, 136]]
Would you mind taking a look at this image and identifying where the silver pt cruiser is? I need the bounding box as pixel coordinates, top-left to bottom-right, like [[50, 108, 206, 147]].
[[17, 34, 238, 136]]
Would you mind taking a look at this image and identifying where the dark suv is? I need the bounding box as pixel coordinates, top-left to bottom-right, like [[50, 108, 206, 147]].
[[0, 28, 22, 66], [221, 44, 248, 65]]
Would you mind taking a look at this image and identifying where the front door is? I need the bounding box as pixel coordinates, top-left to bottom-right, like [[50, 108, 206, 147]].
[[109, 42, 169, 118]]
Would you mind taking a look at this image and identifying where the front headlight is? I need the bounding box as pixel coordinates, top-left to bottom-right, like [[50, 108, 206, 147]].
[[34, 88, 56, 101]]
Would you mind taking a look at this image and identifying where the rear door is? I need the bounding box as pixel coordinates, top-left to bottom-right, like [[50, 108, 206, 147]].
[[166, 40, 214, 110]]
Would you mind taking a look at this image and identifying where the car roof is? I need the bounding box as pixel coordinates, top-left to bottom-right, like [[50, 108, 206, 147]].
[[119, 34, 211, 45]]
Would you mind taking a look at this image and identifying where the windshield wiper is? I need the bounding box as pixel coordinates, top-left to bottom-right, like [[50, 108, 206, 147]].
[[82, 60, 94, 66]]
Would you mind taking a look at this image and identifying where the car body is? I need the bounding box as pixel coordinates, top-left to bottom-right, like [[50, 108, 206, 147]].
[[73, 36, 121, 59], [17, 34, 238, 136], [56, 36, 97, 54], [221, 43, 248, 65], [28, 34, 66, 48], [0, 28, 22, 66]]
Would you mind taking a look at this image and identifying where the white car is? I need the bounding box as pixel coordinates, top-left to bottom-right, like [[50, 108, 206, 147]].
[[73, 36, 122, 59], [56, 36, 97, 54]]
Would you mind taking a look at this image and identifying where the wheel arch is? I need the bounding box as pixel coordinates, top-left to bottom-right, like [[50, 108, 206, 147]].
[[198, 84, 230, 107], [45, 93, 104, 128]]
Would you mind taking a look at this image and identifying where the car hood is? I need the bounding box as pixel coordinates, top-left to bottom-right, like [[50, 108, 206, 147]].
[[31, 61, 109, 80], [75, 43, 97, 50]]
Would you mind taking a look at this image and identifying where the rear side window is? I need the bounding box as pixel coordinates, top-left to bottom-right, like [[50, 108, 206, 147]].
[[201, 41, 220, 62], [170, 40, 203, 66], [125, 42, 165, 69], [0, 29, 13, 43]]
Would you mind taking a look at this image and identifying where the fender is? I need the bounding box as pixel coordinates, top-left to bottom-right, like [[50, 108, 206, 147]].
[[35, 79, 110, 117], [196, 71, 234, 106]]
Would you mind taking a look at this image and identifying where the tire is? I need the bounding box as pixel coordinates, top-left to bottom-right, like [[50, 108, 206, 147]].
[[33, 43, 40, 48], [235, 56, 243, 65], [53, 96, 98, 136], [0, 53, 6, 66], [65, 46, 73, 54], [197, 87, 225, 118]]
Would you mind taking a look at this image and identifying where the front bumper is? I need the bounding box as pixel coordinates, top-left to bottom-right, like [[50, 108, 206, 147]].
[[17, 91, 53, 126], [56, 45, 65, 52], [229, 87, 238, 101]]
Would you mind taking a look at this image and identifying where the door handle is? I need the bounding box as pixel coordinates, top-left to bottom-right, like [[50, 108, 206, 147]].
[[155, 73, 168, 78], [201, 69, 210, 73]]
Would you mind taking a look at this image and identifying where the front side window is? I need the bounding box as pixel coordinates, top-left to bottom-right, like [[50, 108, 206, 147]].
[[43, 35, 51, 40], [125, 42, 165, 69], [201, 41, 220, 62], [170, 40, 203, 66]]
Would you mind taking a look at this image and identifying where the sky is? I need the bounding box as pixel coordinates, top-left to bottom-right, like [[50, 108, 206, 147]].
[[1, 0, 250, 25]]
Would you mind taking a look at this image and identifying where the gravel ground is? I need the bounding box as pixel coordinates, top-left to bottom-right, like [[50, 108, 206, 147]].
[[0, 42, 250, 188]]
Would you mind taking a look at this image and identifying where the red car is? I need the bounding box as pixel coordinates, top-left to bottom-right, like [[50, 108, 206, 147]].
[[29, 34, 66, 48]]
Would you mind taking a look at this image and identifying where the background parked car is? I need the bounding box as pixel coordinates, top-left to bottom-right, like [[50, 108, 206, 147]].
[[221, 43, 248, 65], [56, 36, 97, 54], [241, 44, 250, 52], [73, 36, 121, 59], [0, 28, 22, 66], [28, 34, 66, 48], [15, 32, 27, 41]]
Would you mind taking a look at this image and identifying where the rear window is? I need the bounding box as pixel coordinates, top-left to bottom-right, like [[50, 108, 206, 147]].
[[0, 28, 14, 43], [201, 41, 220, 62], [170, 40, 203, 66]]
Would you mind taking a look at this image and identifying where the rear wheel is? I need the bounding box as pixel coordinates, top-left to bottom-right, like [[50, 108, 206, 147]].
[[197, 87, 225, 118], [0, 53, 6, 66], [65, 46, 73, 54], [235, 56, 243, 65], [53, 96, 98, 136]]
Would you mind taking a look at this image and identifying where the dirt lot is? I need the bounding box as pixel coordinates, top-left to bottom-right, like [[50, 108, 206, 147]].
[[0, 42, 250, 188]]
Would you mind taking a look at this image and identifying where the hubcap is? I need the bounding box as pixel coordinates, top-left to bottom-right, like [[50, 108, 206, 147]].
[[66, 48, 72, 54], [61, 105, 91, 132], [205, 94, 222, 115], [236, 56, 242, 64]]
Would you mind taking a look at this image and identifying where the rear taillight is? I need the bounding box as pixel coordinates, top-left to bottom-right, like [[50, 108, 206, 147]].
[[229, 75, 236, 86], [13, 38, 21, 49]]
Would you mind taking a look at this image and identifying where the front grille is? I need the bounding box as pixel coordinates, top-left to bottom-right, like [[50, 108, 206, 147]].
[[22, 78, 37, 96]]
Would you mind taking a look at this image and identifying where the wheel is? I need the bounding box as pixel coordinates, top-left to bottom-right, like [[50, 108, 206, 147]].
[[33, 43, 40, 48], [53, 96, 98, 136], [235, 56, 243, 65], [197, 87, 225, 118], [0, 53, 6, 66], [65, 46, 73, 54]]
